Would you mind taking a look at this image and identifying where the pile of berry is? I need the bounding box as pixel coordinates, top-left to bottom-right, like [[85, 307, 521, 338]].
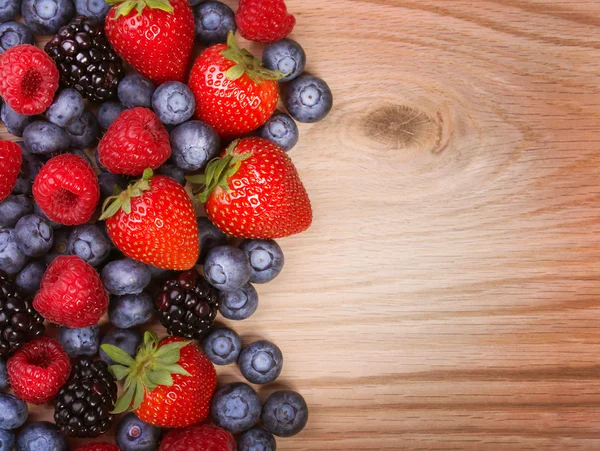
[[0, 0, 331, 448]]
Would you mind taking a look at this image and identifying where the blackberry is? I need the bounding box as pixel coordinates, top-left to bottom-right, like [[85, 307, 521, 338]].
[[54, 358, 117, 438], [44, 16, 124, 102], [155, 270, 219, 340], [0, 270, 45, 357]]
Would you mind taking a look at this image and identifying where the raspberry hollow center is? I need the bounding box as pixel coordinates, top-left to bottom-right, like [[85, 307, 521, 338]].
[[52, 188, 78, 208], [21, 68, 42, 98], [29, 352, 53, 368]]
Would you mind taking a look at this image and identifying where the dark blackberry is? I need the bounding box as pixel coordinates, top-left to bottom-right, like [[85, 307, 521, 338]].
[[0, 270, 45, 357], [54, 358, 117, 438], [44, 16, 124, 102], [155, 270, 219, 340]]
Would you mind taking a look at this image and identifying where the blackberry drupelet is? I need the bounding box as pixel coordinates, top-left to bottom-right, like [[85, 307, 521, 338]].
[[0, 270, 45, 357], [54, 358, 117, 438], [44, 16, 124, 102], [155, 270, 219, 340]]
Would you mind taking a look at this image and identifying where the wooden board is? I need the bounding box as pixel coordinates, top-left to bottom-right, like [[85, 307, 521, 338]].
[[3, 0, 600, 449]]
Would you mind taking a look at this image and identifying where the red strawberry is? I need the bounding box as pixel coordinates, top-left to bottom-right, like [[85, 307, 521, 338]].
[[0, 140, 22, 202], [33, 255, 109, 327], [99, 170, 199, 270], [76, 444, 120, 451], [7, 337, 71, 404], [98, 107, 171, 176], [158, 424, 235, 451], [188, 32, 280, 139], [33, 153, 100, 226], [0, 44, 59, 115], [102, 332, 216, 428], [104, 0, 194, 85], [236, 0, 295, 43], [191, 137, 312, 238]]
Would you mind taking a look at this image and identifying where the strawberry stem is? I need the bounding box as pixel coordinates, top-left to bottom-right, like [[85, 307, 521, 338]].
[[99, 168, 153, 220], [222, 32, 283, 84]]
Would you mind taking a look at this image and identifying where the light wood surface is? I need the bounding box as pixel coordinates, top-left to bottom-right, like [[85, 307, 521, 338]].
[[3, 0, 600, 449]]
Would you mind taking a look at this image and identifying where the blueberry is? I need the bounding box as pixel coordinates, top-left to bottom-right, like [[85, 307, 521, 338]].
[[67, 224, 111, 266], [0, 358, 8, 390], [57, 324, 100, 357], [151, 81, 195, 125], [98, 172, 129, 202], [16, 260, 46, 294], [197, 217, 227, 263], [44, 226, 70, 263], [0, 229, 28, 275], [0, 428, 15, 451], [115, 412, 161, 451], [284, 75, 333, 123], [23, 120, 70, 155], [66, 110, 100, 149], [0, 0, 20, 23], [261, 390, 308, 437], [203, 327, 241, 365], [0, 22, 34, 54], [17, 421, 68, 451], [34, 202, 62, 230], [21, 0, 75, 35], [0, 393, 28, 429], [99, 328, 142, 366], [13, 144, 41, 195], [74, 0, 110, 22], [156, 163, 185, 186], [238, 340, 283, 385], [97, 101, 126, 129], [238, 427, 276, 451], [262, 39, 306, 83], [239, 239, 284, 283], [193, 1, 236, 45], [14, 214, 54, 257], [204, 245, 251, 292], [169, 120, 220, 172], [101, 258, 152, 295], [109, 291, 153, 329], [148, 265, 172, 279], [45, 88, 84, 128], [1, 102, 33, 137], [118, 74, 156, 109], [218, 283, 258, 320], [0, 195, 33, 228], [210, 382, 261, 434], [257, 113, 298, 152]]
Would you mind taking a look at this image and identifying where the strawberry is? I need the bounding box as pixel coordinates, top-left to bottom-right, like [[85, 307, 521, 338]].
[[0, 140, 22, 202], [158, 424, 236, 451], [104, 0, 194, 85], [102, 332, 216, 428], [76, 444, 120, 451], [189, 137, 312, 238], [97, 107, 171, 176], [7, 337, 71, 404], [0, 44, 59, 115], [33, 255, 109, 327], [99, 169, 199, 270], [236, 0, 296, 43], [188, 32, 281, 139]]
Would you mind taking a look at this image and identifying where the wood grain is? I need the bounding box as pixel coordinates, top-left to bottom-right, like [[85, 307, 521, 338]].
[[3, 0, 600, 449]]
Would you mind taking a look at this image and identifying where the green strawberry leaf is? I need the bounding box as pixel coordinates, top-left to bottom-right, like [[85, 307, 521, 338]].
[[154, 341, 190, 360], [111, 383, 135, 414], [146, 369, 174, 387], [160, 363, 192, 377], [141, 373, 157, 392], [185, 174, 206, 185], [145, 0, 174, 12], [225, 65, 245, 81], [109, 364, 131, 381], [100, 344, 135, 367], [132, 380, 146, 410], [144, 331, 159, 347]]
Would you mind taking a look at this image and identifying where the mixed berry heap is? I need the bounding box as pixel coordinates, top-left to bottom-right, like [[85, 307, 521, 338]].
[[0, 0, 329, 448]]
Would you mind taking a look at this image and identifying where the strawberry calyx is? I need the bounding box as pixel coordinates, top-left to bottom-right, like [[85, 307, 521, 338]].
[[99, 168, 153, 220], [221, 31, 283, 84], [106, 0, 174, 19], [101, 331, 192, 414], [187, 140, 252, 203]]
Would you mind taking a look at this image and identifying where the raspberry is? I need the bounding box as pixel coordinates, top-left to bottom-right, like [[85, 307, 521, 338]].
[[33, 256, 109, 328], [0, 44, 59, 115], [76, 444, 120, 451], [158, 424, 236, 451], [7, 337, 71, 404], [0, 141, 22, 202], [236, 0, 295, 43], [33, 153, 100, 226], [97, 107, 171, 176]]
